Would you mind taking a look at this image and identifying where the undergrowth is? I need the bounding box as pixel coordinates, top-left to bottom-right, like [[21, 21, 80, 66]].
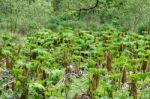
[[0, 26, 150, 99]]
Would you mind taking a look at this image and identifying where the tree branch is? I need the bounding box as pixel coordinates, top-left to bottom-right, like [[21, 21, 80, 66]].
[[80, 0, 99, 11], [78, 0, 99, 20], [68, 0, 99, 20]]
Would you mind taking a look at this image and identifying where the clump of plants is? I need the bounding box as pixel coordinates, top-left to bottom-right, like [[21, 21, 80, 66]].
[[0, 26, 150, 99]]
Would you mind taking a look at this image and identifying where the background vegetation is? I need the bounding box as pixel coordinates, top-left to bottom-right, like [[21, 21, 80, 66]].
[[0, 0, 150, 34]]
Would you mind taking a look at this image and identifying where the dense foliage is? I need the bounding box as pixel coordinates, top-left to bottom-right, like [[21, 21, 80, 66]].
[[0, 25, 150, 98], [0, 0, 150, 99], [0, 0, 150, 34]]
